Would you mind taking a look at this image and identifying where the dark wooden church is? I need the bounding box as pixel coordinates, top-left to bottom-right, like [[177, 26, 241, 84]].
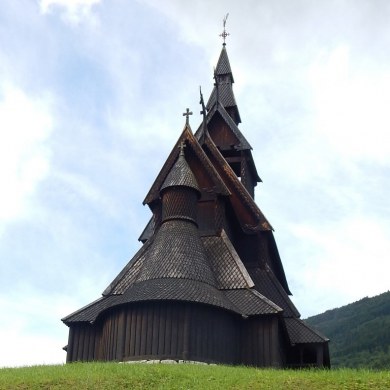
[[62, 40, 330, 368]]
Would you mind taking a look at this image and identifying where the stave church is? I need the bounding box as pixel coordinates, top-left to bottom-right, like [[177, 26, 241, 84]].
[[62, 29, 330, 368]]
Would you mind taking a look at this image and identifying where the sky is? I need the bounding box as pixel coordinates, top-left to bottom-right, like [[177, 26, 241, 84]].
[[0, 0, 389, 367]]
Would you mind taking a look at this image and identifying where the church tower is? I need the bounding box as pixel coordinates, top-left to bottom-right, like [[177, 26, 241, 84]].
[[63, 29, 330, 368]]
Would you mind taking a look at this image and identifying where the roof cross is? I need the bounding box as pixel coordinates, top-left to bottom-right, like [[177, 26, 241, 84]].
[[219, 13, 229, 44], [182, 108, 193, 125], [178, 141, 186, 156]]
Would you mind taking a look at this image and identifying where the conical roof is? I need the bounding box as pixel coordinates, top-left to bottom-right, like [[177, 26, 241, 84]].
[[136, 219, 217, 287], [160, 147, 200, 193], [215, 44, 233, 79]]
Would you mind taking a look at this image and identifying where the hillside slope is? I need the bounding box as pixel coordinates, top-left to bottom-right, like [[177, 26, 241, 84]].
[[305, 291, 390, 369]]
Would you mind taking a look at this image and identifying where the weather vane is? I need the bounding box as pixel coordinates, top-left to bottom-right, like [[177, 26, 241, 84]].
[[219, 13, 229, 44]]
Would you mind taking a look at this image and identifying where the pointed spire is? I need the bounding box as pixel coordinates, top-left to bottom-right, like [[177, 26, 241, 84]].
[[206, 44, 241, 124], [161, 142, 200, 194]]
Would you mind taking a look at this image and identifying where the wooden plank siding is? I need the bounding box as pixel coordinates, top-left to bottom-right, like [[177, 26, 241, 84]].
[[66, 323, 101, 362], [67, 302, 283, 366], [240, 316, 282, 367], [67, 302, 239, 363]]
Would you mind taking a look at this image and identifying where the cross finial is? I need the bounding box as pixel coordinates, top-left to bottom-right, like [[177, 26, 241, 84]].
[[219, 13, 229, 45], [182, 108, 193, 125], [179, 141, 186, 156]]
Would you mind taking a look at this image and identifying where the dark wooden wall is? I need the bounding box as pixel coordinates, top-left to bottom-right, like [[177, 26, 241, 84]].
[[67, 301, 240, 364], [66, 323, 101, 363], [240, 316, 283, 367], [189, 303, 238, 364]]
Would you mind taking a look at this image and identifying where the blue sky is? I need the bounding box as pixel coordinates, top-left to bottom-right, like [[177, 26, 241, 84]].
[[1, 0, 389, 367]]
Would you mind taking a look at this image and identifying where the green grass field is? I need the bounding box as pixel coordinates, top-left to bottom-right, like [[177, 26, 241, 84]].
[[0, 362, 389, 389]]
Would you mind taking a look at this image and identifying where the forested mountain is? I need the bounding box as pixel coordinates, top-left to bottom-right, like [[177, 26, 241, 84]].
[[305, 291, 390, 369]]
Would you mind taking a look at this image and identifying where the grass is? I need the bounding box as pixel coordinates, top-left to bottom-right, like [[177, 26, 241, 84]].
[[0, 362, 389, 389]]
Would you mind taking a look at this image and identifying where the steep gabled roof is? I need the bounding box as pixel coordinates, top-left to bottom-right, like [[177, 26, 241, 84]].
[[195, 103, 261, 185], [144, 125, 229, 206], [196, 102, 251, 150], [203, 132, 272, 232], [248, 264, 299, 317]]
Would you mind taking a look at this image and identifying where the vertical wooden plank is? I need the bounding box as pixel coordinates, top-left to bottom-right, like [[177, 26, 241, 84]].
[[116, 309, 125, 361], [146, 304, 154, 356], [316, 344, 324, 367], [103, 318, 109, 360], [140, 306, 147, 356], [73, 327, 80, 361], [165, 304, 172, 356], [135, 306, 142, 356], [81, 326, 88, 361], [87, 327, 94, 361], [182, 304, 190, 360], [258, 319, 264, 366], [264, 318, 271, 366], [130, 307, 136, 357], [158, 303, 166, 355], [170, 304, 178, 357], [124, 310, 130, 358], [108, 317, 113, 360], [66, 327, 74, 363], [270, 317, 279, 367], [176, 303, 184, 358], [152, 304, 159, 356], [114, 313, 118, 360]]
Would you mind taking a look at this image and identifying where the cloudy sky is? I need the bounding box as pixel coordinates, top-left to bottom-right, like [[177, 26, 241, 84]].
[[1, 0, 389, 367]]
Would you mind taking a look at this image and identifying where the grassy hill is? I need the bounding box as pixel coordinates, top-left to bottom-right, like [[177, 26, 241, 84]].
[[1, 363, 390, 389], [305, 291, 390, 369]]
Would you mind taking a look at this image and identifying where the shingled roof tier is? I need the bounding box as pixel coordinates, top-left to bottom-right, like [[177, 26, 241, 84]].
[[248, 265, 300, 318], [285, 317, 329, 344]]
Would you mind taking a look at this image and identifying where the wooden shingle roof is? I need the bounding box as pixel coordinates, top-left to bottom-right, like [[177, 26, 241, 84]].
[[285, 318, 329, 344], [248, 265, 300, 318], [143, 125, 230, 206]]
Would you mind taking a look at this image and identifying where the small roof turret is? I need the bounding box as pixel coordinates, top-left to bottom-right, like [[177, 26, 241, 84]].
[[160, 140, 200, 194]]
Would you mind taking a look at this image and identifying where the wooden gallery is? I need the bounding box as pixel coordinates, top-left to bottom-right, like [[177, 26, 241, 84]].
[[62, 41, 330, 368]]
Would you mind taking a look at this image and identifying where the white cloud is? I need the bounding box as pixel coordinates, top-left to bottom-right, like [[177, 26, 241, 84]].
[[0, 292, 75, 367], [0, 83, 52, 229], [308, 45, 390, 163], [288, 216, 390, 316], [39, 0, 101, 25]]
